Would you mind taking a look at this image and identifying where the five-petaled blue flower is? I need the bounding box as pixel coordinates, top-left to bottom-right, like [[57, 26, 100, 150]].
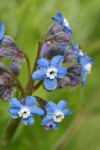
[[0, 23, 5, 44], [8, 96, 44, 125], [79, 54, 94, 86], [32, 55, 67, 90], [51, 12, 72, 35], [42, 100, 72, 130]]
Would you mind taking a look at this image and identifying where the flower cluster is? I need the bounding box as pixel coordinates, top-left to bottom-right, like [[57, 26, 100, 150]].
[[32, 12, 94, 90], [0, 12, 94, 131], [8, 96, 72, 129]]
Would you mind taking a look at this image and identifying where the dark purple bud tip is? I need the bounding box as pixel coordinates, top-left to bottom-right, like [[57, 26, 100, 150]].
[[44, 124, 53, 130], [64, 33, 70, 42], [10, 62, 21, 76], [0, 48, 4, 57], [64, 51, 76, 63], [71, 76, 80, 86], [40, 44, 50, 57]]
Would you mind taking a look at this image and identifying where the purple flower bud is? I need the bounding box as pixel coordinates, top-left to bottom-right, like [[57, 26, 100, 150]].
[[64, 51, 76, 63], [0, 84, 16, 101], [0, 48, 4, 57], [69, 76, 80, 86], [57, 76, 71, 88], [0, 36, 25, 62], [0, 73, 16, 101], [64, 33, 70, 42], [44, 23, 70, 50], [1, 36, 17, 50], [0, 62, 8, 75], [68, 64, 81, 76], [40, 44, 50, 57], [0, 47, 25, 62], [47, 23, 63, 36], [40, 43, 66, 59], [10, 62, 21, 76], [0, 62, 17, 101]]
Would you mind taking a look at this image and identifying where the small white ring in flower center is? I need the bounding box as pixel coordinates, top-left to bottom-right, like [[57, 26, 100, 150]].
[[64, 18, 69, 27], [53, 111, 64, 123], [84, 63, 92, 74], [46, 67, 57, 79], [18, 107, 30, 118]]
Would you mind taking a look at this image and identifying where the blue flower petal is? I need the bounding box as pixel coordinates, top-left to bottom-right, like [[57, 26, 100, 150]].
[[57, 100, 68, 110], [56, 12, 64, 24], [42, 115, 53, 125], [51, 12, 64, 25], [64, 26, 72, 35], [63, 109, 73, 117], [52, 122, 59, 130], [25, 96, 37, 107], [81, 71, 87, 86], [8, 107, 20, 118], [31, 106, 44, 116], [0, 23, 5, 42], [46, 101, 57, 113], [80, 54, 94, 67], [44, 77, 57, 90], [22, 116, 34, 125], [57, 67, 67, 78], [32, 69, 46, 80], [37, 57, 49, 69], [50, 55, 64, 68], [10, 98, 22, 109]]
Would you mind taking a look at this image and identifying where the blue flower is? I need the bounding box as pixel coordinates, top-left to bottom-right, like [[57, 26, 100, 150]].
[[8, 96, 44, 125], [70, 40, 84, 61], [42, 100, 72, 130], [51, 12, 72, 35], [32, 55, 67, 90], [79, 54, 94, 86], [0, 23, 5, 44]]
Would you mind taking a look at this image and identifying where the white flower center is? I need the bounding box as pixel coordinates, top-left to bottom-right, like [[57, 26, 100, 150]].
[[64, 18, 69, 27], [46, 67, 57, 79], [79, 50, 84, 56], [84, 63, 92, 74], [53, 111, 64, 123], [18, 107, 30, 118]]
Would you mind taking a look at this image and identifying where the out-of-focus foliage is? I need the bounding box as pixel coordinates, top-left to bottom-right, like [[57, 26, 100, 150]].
[[0, 0, 100, 150]]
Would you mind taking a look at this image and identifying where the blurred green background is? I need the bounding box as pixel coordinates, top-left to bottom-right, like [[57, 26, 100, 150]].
[[0, 0, 100, 150]]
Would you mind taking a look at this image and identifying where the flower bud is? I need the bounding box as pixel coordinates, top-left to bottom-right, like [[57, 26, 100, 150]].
[[1, 35, 17, 50], [64, 51, 76, 63], [10, 62, 21, 76]]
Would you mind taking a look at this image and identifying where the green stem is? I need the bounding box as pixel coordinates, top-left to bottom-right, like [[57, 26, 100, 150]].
[[25, 41, 42, 94], [24, 54, 31, 78], [6, 71, 26, 95], [0, 119, 21, 149], [32, 81, 43, 92]]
